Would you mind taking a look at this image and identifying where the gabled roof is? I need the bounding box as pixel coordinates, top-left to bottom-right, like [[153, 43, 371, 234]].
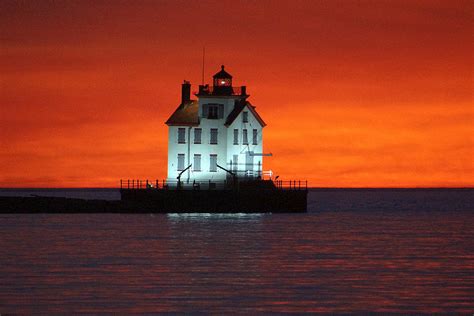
[[225, 100, 266, 127], [166, 99, 266, 128], [165, 100, 199, 126], [213, 65, 232, 79]]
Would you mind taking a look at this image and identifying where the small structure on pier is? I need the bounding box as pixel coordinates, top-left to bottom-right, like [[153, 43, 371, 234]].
[[165, 65, 268, 189]]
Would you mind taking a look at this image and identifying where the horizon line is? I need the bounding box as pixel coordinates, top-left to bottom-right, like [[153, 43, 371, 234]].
[[0, 186, 473, 190]]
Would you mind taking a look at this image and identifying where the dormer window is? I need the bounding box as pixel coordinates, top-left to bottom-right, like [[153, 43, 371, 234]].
[[208, 105, 218, 119], [202, 104, 224, 119]]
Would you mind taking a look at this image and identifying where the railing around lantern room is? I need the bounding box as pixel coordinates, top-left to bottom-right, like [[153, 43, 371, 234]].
[[196, 85, 247, 97]]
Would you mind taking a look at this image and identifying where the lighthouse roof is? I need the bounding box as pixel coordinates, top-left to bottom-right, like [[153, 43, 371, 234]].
[[165, 100, 199, 126], [213, 65, 232, 79], [225, 100, 266, 127], [165, 99, 265, 127]]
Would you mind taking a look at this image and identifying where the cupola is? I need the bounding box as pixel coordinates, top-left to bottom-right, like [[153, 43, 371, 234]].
[[213, 65, 232, 87], [212, 65, 233, 95]]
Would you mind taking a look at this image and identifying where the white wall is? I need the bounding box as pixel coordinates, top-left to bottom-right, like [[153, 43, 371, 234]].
[[167, 97, 264, 187], [226, 104, 263, 178], [167, 125, 191, 180]]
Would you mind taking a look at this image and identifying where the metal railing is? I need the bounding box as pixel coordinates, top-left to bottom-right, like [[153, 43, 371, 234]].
[[196, 85, 247, 96], [120, 179, 307, 191], [273, 180, 308, 190]]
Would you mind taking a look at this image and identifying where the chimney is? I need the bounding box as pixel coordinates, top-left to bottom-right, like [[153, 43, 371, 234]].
[[241, 86, 247, 96], [181, 80, 191, 103]]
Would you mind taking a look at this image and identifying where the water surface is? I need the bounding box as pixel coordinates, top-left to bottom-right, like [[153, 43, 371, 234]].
[[0, 189, 473, 313]]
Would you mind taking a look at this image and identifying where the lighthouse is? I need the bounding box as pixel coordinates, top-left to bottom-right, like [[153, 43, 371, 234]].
[[165, 65, 267, 188], [120, 65, 307, 211]]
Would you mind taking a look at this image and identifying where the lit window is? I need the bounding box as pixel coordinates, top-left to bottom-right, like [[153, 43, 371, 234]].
[[216, 78, 231, 86], [242, 112, 248, 123], [233, 129, 239, 145], [253, 129, 258, 145], [210, 128, 218, 144], [178, 128, 186, 144], [194, 128, 202, 144], [177, 154, 185, 171], [193, 154, 201, 172], [210, 154, 217, 172], [242, 129, 248, 145]]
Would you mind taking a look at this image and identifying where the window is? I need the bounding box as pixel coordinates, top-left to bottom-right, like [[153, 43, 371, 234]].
[[193, 154, 201, 171], [233, 154, 238, 172], [203, 104, 224, 119], [177, 154, 185, 171], [178, 128, 186, 144], [210, 128, 218, 144], [194, 128, 202, 144], [215, 78, 231, 86], [242, 112, 248, 123], [233, 129, 239, 145], [208, 105, 218, 119], [243, 129, 248, 145], [253, 129, 258, 145], [210, 154, 217, 172]]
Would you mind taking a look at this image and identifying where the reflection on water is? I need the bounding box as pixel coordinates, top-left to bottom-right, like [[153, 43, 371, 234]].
[[167, 213, 264, 221], [0, 190, 473, 313]]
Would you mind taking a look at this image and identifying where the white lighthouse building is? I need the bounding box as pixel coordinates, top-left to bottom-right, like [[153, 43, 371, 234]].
[[165, 65, 267, 188]]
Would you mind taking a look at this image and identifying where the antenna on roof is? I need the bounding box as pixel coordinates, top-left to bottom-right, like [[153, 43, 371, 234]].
[[201, 46, 205, 85]]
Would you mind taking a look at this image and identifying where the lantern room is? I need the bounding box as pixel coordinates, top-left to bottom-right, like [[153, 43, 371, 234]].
[[212, 65, 233, 95], [196, 65, 248, 97], [213, 65, 232, 87]]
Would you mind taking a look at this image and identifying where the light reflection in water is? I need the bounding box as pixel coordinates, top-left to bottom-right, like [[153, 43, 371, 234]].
[[167, 213, 265, 221]]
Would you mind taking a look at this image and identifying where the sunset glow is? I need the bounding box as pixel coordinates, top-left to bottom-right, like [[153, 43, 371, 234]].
[[1, 1, 472, 187]]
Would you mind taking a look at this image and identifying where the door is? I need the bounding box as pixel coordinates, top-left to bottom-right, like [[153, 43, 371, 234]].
[[245, 151, 254, 177]]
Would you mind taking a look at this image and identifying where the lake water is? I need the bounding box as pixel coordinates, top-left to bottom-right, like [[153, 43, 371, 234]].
[[0, 189, 473, 313]]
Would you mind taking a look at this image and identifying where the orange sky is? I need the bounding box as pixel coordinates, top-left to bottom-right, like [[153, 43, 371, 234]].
[[1, 0, 472, 187]]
